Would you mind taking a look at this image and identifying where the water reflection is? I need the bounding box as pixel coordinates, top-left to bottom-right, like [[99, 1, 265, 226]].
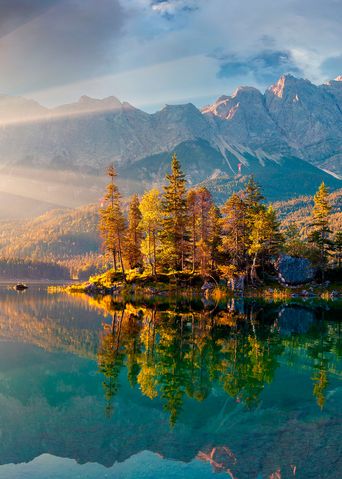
[[94, 298, 341, 425], [0, 287, 340, 478]]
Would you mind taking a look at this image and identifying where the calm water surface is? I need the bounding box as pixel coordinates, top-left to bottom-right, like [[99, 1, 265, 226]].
[[0, 286, 340, 479]]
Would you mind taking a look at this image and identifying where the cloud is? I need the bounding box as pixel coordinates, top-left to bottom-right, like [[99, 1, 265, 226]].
[[217, 50, 302, 84], [150, 1, 198, 15], [0, 0, 59, 37], [0, 0, 125, 95], [123, 0, 342, 96], [0, 0, 341, 109]]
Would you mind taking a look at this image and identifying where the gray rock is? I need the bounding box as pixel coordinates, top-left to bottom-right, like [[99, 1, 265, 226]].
[[201, 281, 215, 291], [275, 255, 315, 285], [278, 306, 314, 336], [203, 74, 342, 175]]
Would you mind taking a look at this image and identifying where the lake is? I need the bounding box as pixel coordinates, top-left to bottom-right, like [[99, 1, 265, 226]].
[[0, 286, 340, 478]]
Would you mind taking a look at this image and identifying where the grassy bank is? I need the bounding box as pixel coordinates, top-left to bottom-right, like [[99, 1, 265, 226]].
[[49, 268, 342, 305]]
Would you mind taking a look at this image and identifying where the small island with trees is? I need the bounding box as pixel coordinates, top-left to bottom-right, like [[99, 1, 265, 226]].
[[64, 154, 341, 300]]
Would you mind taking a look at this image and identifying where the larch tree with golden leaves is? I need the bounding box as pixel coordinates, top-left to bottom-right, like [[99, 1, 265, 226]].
[[139, 188, 163, 276], [99, 165, 126, 279], [309, 182, 333, 277], [126, 194, 143, 269]]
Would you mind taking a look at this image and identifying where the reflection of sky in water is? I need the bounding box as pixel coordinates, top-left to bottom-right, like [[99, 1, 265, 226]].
[[0, 452, 216, 479], [0, 286, 340, 478]]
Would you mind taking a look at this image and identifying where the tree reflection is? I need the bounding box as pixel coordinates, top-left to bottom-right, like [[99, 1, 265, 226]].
[[95, 297, 341, 425]]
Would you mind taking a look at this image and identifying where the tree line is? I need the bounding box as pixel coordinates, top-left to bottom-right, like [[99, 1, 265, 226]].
[[0, 258, 69, 280], [99, 154, 340, 284]]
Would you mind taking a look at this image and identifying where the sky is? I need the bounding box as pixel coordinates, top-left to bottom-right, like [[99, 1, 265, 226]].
[[0, 0, 341, 111]]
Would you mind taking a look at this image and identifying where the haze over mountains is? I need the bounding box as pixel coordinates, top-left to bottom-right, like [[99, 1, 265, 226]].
[[0, 73, 341, 218]]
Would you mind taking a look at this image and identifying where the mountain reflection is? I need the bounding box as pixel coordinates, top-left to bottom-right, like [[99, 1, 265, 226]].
[[0, 287, 340, 478]]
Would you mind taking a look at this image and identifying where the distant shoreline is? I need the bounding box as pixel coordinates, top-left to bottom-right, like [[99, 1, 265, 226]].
[[0, 279, 79, 285]]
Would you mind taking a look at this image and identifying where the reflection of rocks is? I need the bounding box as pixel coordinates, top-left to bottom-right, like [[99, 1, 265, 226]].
[[227, 298, 245, 314], [197, 446, 237, 475], [275, 255, 315, 285], [198, 417, 341, 479], [277, 306, 314, 336], [201, 281, 215, 292], [227, 275, 245, 293]]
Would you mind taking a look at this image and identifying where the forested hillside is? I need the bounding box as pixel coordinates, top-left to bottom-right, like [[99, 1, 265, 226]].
[[274, 189, 342, 233], [0, 204, 101, 279], [0, 204, 99, 259]]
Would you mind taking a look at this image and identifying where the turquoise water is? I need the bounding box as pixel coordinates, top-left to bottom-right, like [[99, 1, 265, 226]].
[[0, 287, 340, 478]]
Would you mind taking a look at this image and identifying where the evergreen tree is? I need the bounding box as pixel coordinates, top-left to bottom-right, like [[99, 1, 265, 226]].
[[309, 182, 332, 277], [99, 165, 126, 279], [186, 189, 198, 272], [220, 193, 248, 271], [207, 204, 222, 271], [161, 154, 188, 271], [126, 194, 143, 269], [244, 176, 265, 219], [248, 206, 283, 282], [333, 231, 342, 268]]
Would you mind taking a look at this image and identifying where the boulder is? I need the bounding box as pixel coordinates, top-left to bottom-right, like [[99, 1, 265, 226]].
[[275, 255, 315, 285], [277, 306, 314, 336], [201, 281, 215, 291]]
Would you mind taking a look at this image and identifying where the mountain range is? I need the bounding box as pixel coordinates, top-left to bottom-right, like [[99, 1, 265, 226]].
[[0, 74, 341, 217]]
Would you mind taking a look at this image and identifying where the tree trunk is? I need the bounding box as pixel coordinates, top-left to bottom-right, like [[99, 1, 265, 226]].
[[153, 231, 157, 277], [250, 254, 260, 284], [117, 234, 126, 282], [112, 249, 117, 272]]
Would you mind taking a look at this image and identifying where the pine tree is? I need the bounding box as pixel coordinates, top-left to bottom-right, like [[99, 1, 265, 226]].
[[333, 231, 342, 268], [248, 206, 283, 282], [244, 176, 264, 218], [139, 188, 163, 275], [208, 204, 221, 270], [220, 193, 248, 271], [186, 189, 198, 272], [161, 154, 188, 271], [309, 182, 332, 277], [126, 194, 143, 269], [99, 165, 126, 279]]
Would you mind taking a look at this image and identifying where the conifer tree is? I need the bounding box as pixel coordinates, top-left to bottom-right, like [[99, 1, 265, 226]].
[[244, 177, 264, 216], [161, 154, 188, 271], [309, 182, 332, 276], [126, 194, 143, 269], [99, 165, 126, 279], [220, 193, 248, 271], [186, 189, 198, 272], [333, 231, 342, 268], [208, 204, 222, 270], [248, 206, 283, 282]]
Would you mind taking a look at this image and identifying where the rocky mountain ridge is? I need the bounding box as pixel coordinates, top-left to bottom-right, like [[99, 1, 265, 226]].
[[0, 74, 341, 219], [0, 74, 340, 175], [202, 74, 342, 174]]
